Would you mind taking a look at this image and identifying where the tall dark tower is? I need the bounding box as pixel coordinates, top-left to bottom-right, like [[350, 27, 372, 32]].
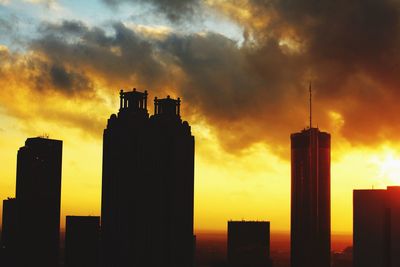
[[15, 137, 63, 267], [101, 89, 195, 267], [290, 127, 331, 267]]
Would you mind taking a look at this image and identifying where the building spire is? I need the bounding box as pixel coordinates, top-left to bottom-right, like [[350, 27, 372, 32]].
[[309, 81, 312, 129]]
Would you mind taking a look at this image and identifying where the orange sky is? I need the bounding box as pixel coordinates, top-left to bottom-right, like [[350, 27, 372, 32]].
[[2, 0, 400, 234], [1, 87, 400, 234]]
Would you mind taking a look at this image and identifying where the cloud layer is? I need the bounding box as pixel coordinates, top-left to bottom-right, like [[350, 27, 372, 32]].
[[102, 0, 201, 21], [2, 0, 400, 154]]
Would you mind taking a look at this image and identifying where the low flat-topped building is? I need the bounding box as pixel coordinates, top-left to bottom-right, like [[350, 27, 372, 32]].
[[354, 186, 400, 267], [65, 216, 100, 267], [228, 221, 273, 267]]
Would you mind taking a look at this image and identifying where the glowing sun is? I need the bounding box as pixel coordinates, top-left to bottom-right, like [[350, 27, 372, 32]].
[[373, 152, 400, 185]]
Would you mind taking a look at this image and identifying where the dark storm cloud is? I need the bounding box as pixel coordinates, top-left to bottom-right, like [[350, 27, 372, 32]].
[[5, 0, 400, 153], [27, 3, 400, 151], [32, 21, 167, 89], [102, 0, 200, 21], [40, 20, 89, 36], [0, 48, 103, 139], [0, 43, 93, 97], [49, 64, 93, 93], [263, 0, 400, 144], [160, 32, 307, 149], [201, 0, 400, 148], [0, 18, 13, 35], [24, 57, 94, 95], [0, 14, 19, 41], [30, 20, 306, 149], [274, 0, 400, 88]]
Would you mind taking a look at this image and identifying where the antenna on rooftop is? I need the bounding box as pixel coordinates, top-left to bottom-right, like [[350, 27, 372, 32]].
[[309, 81, 312, 129], [39, 133, 49, 139]]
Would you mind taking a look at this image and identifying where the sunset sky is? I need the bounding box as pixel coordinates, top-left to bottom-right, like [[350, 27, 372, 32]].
[[1, 0, 400, 235]]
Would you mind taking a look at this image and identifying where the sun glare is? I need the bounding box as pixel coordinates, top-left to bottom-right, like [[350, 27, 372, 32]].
[[372, 151, 400, 186]]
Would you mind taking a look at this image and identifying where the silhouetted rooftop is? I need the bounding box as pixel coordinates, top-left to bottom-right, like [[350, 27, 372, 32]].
[[25, 137, 62, 144], [154, 95, 181, 118], [119, 88, 148, 112]]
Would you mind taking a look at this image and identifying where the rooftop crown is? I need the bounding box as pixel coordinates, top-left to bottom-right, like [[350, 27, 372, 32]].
[[119, 88, 148, 112]]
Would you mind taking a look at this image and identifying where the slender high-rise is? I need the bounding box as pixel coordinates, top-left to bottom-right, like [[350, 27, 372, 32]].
[[290, 127, 331, 267], [101, 89, 195, 267], [15, 137, 63, 267], [290, 86, 331, 267]]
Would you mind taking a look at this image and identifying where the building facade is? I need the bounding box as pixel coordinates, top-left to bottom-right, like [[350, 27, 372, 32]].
[[291, 128, 331, 267], [1, 198, 17, 266], [227, 221, 273, 267], [353, 186, 400, 267], [101, 89, 195, 267], [65, 216, 100, 267]]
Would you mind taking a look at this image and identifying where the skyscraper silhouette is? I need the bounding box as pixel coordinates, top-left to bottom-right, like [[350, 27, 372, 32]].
[[227, 221, 273, 267], [13, 137, 63, 267], [353, 186, 400, 267], [101, 89, 195, 267], [290, 128, 331, 267], [65, 216, 100, 267]]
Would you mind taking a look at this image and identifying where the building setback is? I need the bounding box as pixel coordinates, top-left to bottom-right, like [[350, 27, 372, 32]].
[[227, 221, 273, 267], [353, 186, 400, 267], [1, 198, 17, 266], [101, 89, 195, 267], [291, 128, 331, 267], [15, 137, 63, 267], [65, 216, 100, 267]]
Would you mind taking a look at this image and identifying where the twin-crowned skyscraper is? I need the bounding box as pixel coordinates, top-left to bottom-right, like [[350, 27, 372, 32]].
[[101, 89, 195, 267]]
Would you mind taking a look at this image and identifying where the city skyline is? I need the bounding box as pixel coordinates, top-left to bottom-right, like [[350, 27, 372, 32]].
[[3, 0, 400, 236], [0, 89, 397, 267], [0, 88, 397, 235]]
